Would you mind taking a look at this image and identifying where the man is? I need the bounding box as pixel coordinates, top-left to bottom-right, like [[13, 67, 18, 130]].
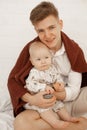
[[8, 1, 87, 130]]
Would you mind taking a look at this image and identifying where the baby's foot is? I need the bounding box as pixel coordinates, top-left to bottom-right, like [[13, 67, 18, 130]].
[[70, 117, 80, 123]]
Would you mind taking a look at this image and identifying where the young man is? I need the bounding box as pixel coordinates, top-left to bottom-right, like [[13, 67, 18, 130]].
[[8, 1, 87, 130]]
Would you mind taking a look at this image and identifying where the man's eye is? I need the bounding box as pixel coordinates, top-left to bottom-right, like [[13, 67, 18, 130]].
[[38, 30, 44, 33], [49, 26, 55, 30]]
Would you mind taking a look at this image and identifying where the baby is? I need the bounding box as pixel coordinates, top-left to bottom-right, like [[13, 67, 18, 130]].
[[24, 41, 79, 128]]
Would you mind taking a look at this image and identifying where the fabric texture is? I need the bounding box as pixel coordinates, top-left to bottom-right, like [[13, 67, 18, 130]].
[[7, 31, 87, 116], [25, 65, 63, 92], [24, 65, 64, 113], [0, 86, 14, 130]]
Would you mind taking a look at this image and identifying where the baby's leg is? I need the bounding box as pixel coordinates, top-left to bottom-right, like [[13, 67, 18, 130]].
[[40, 109, 69, 129], [57, 107, 79, 123]]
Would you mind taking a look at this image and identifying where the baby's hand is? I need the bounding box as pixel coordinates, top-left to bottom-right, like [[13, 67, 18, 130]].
[[53, 82, 64, 92], [45, 85, 54, 94]]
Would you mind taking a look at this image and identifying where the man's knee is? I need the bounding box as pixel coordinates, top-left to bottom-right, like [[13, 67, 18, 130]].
[[71, 87, 87, 116], [14, 110, 40, 130], [15, 110, 40, 122]]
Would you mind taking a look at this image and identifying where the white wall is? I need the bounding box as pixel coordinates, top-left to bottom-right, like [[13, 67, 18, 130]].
[[0, 0, 87, 88]]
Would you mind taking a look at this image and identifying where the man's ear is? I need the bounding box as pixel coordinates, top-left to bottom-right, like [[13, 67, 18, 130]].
[[59, 19, 63, 30]]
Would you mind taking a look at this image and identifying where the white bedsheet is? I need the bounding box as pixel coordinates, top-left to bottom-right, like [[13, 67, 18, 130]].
[[0, 86, 14, 130], [0, 111, 14, 130]]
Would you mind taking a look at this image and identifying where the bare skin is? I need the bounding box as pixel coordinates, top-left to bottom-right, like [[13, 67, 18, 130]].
[[17, 84, 87, 130], [14, 110, 87, 130], [15, 78, 87, 130]]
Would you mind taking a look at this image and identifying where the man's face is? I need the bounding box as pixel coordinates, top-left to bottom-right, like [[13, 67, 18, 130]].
[[34, 15, 63, 51]]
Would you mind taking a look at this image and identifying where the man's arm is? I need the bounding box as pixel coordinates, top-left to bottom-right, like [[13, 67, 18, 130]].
[[53, 70, 82, 101], [21, 91, 56, 108]]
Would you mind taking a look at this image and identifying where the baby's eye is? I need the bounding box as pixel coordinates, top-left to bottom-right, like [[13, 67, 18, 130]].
[[37, 58, 41, 61], [45, 57, 49, 59]]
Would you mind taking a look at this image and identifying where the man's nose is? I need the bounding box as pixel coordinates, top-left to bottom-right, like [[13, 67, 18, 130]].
[[45, 30, 51, 38]]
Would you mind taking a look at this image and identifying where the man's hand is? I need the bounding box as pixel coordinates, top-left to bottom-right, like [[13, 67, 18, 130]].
[[54, 90, 66, 100], [45, 85, 54, 94], [22, 91, 56, 108]]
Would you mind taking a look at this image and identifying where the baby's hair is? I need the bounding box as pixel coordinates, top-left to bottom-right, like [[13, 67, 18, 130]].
[[29, 41, 51, 56]]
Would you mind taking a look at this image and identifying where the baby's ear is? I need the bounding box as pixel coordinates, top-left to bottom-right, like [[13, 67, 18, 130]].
[[29, 57, 32, 63], [29, 57, 33, 65]]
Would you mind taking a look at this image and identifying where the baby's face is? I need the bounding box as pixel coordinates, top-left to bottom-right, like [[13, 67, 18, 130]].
[[30, 47, 52, 71]]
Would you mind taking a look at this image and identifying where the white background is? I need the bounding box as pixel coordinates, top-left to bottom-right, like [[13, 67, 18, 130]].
[[0, 0, 87, 88]]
